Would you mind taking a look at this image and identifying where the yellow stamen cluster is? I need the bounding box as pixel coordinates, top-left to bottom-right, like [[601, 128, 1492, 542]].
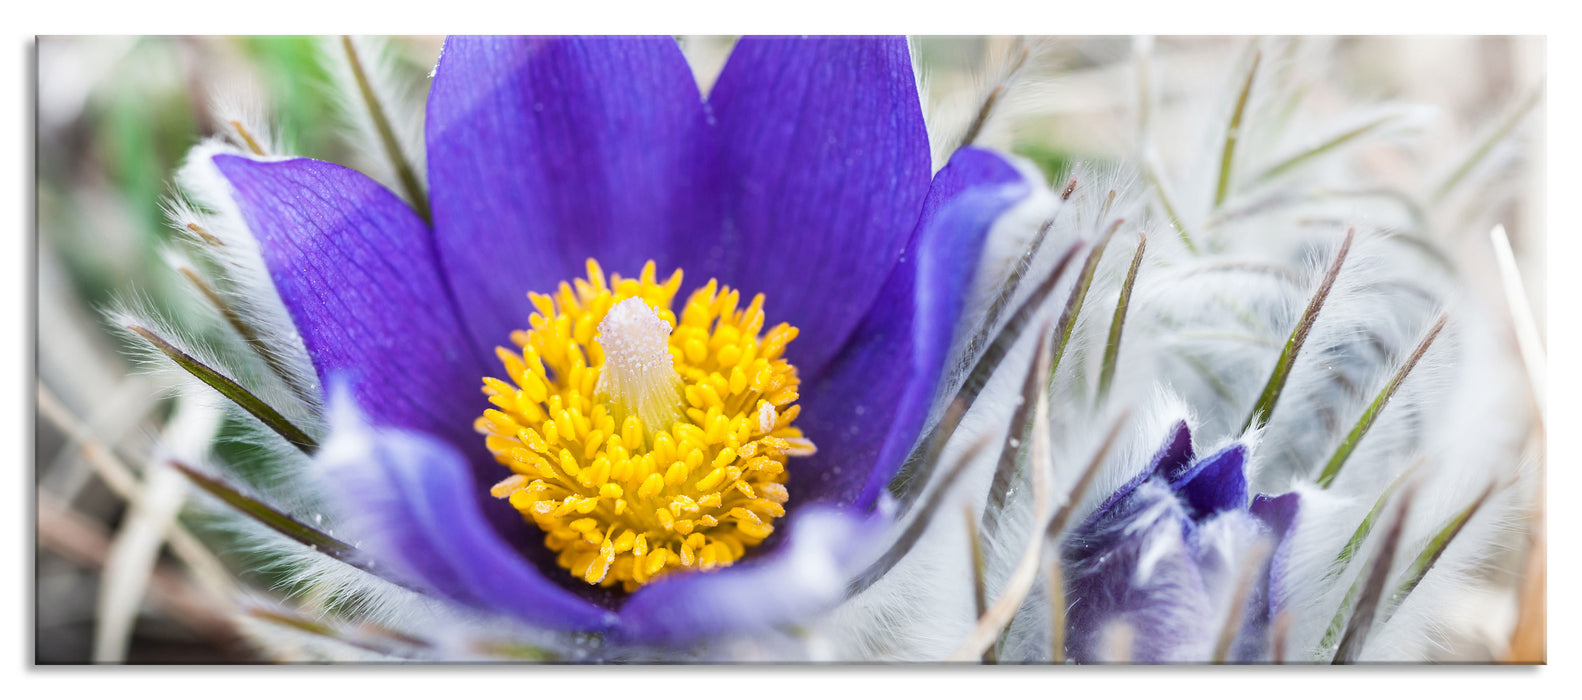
[[477, 260, 813, 591]]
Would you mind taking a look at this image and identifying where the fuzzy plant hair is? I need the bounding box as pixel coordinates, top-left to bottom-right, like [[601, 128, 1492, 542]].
[[813, 36, 1538, 663], [103, 35, 1540, 663]]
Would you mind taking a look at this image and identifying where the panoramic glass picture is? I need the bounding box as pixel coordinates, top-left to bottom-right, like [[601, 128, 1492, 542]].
[[34, 35, 1545, 663]]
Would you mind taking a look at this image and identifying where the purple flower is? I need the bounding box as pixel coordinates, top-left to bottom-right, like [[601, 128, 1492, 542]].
[[208, 36, 1030, 647], [1062, 421, 1300, 663]]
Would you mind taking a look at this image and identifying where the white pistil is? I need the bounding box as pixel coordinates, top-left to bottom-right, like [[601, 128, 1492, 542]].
[[596, 297, 685, 435]]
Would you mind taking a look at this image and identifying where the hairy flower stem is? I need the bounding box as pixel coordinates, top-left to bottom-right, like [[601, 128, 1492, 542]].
[[1242, 227, 1354, 433], [1316, 313, 1448, 488], [127, 325, 318, 453]]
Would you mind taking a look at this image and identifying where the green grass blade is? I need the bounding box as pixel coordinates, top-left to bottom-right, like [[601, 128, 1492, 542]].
[[1242, 227, 1354, 432], [1381, 484, 1497, 625], [1097, 233, 1147, 401], [891, 243, 1082, 508], [1430, 87, 1542, 204], [963, 177, 1075, 366], [848, 436, 994, 597], [1316, 313, 1448, 488], [980, 331, 1054, 540], [957, 42, 1031, 151], [1143, 156, 1198, 254], [1214, 48, 1262, 209], [1328, 462, 1421, 580], [340, 36, 429, 222], [170, 460, 353, 560], [964, 505, 995, 663], [1047, 219, 1124, 389], [1251, 114, 1402, 185], [128, 325, 318, 453], [1327, 488, 1413, 663]]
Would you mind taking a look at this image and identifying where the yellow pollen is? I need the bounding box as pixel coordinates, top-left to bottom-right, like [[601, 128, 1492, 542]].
[[478, 259, 813, 591]]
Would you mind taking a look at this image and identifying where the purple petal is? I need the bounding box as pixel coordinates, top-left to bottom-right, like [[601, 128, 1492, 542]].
[[790, 147, 1029, 508], [1184, 510, 1279, 663], [1063, 481, 1211, 663], [213, 155, 484, 452], [425, 36, 717, 355], [1168, 444, 1249, 521], [1250, 492, 1302, 618], [1083, 421, 1195, 530], [708, 36, 931, 376], [317, 394, 616, 632], [611, 506, 874, 646]]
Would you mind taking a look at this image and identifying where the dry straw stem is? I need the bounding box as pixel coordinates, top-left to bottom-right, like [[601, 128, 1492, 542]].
[[37, 383, 233, 598], [37, 492, 238, 647], [1488, 223, 1545, 662]]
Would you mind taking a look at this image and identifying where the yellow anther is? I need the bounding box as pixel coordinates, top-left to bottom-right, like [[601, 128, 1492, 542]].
[[638, 473, 665, 499], [477, 260, 813, 591], [695, 467, 727, 492], [621, 416, 644, 450], [490, 474, 529, 499]]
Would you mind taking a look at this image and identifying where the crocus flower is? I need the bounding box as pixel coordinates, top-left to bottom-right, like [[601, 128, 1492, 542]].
[[1062, 421, 1298, 663], [201, 35, 1031, 650]]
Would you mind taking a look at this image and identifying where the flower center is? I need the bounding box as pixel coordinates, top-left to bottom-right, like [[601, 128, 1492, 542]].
[[477, 260, 814, 591]]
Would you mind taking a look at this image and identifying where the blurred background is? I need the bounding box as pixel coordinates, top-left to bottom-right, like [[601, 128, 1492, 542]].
[[33, 36, 1544, 663]]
